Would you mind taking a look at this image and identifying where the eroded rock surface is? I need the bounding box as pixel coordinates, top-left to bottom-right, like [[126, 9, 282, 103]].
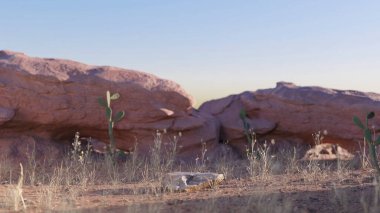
[[0, 107, 15, 125], [3, 50, 379, 161], [0, 50, 219, 160], [200, 82, 380, 154]]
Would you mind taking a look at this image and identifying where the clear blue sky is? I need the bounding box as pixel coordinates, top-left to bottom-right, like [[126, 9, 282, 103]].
[[1, 1, 380, 106]]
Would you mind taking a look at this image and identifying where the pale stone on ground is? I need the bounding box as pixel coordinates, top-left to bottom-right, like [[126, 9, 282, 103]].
[[302, 143, 355, 161], [163, 172, 225, 192]]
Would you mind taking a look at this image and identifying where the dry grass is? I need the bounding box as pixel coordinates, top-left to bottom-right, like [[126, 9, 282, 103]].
[[0, 131, 380, 212], [2, 164, 26, 211]]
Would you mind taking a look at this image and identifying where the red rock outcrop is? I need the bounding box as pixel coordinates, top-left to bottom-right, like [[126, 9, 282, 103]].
[[200, 82, 380, 154], [0, 50, 219, 160], [3, 50, 379, 161]]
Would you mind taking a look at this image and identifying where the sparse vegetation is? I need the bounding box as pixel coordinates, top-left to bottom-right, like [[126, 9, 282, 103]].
[[239, 109, 252, 144], [6, 164, 26, 211], [354, 112, 380, 174], [312, 129, 327, 145], [1, 97, 380, 212], [98, 90, 125, 159], [246, 131, 276, 179], [0, 128, 379, 212], [195, 139, 208, 172]]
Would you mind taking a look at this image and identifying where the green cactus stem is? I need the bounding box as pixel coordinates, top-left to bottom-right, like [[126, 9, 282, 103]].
[[98, 91, 125, 156], [353, 112, 380, 174], [240, 109, 252, 144]]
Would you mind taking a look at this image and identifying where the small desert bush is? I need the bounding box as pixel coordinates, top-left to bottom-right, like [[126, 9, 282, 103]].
[[0, 154, 13, 184], [122, 142, 142, 183], [246, 131, 276, 179], [214, 142, 236, 180], [194, 140, 209, 172], [1, 164, 26, 211], [148, 130, 181, 179]]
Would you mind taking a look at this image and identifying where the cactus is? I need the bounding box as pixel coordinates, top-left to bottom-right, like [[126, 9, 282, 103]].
[[98, 91, 125, 156], [353, 112, 380, 174], [239, 109, 252, 144]]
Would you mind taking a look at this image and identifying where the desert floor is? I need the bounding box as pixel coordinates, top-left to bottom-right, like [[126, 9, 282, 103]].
[[1, 159, 379, 213]]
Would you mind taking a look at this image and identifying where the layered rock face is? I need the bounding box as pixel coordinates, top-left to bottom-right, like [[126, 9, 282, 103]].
[[200, 82, 380, 154], [2, 50, 379, 161], [0, 50, 218, 160]]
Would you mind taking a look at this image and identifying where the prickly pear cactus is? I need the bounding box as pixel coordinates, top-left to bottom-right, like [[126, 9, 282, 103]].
[[240, 109, 252, 143], [353, 112, 380, 174], [98, 91, 125, 156]]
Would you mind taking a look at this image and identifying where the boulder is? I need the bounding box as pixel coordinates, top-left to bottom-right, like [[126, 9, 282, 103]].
[[163, 172, 225, 192], [0, 50, 219, 160], [200, 82, 380, 154]]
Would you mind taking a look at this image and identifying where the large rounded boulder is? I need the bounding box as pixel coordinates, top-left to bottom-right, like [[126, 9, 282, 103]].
[[0, 50, 219, 160], [200, 82, 380, 154]]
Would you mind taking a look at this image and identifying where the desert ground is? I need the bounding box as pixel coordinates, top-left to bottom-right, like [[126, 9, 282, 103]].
[[2, 0, 380, 211], [1, 133, 380, 213], [2, 51, 380, 213]]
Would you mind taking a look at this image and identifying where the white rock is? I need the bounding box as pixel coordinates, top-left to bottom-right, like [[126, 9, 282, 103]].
[[163, 172, 224, 192], [302, 143, 355, 161]]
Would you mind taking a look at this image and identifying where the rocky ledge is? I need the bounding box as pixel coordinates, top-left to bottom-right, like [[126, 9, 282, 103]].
[[1, 50, 379, 161], [0, 50, 218, 161]]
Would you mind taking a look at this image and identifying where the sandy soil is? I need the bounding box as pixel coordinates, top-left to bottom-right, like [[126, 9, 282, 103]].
[[1, 169, 378, 213]]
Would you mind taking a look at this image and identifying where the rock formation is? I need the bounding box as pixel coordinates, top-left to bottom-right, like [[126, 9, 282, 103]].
[[0, 50, 219, 160], [2, 50, 379, 162], [200, 82, 380, 155]]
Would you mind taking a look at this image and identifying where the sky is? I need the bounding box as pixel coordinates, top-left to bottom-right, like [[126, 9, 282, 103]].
[[1, 0, 380, 106]]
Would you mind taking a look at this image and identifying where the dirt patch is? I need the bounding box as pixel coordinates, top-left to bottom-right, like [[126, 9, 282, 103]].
[[1, 169, 378, 213]]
